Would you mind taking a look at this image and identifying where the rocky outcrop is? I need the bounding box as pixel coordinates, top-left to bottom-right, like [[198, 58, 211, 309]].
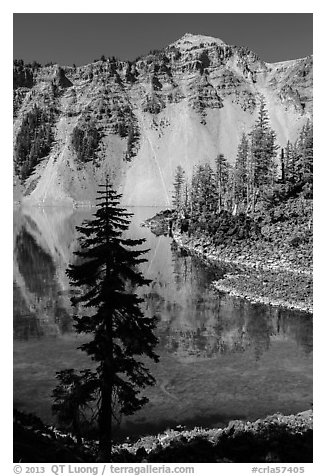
[[13, 34, 313, 206]]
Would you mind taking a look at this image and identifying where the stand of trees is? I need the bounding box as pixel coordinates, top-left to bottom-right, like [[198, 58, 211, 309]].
[[13, 59, 42, 89], [71, 122, 101, 163], [172, 97, 313, 236], [52, 180, 159, 461], [14, 105, 55, 180]]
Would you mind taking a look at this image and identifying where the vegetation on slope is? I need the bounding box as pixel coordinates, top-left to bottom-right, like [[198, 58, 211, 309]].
[[14, 409, 312, 463], [170, 98, 312, 270], [14, 105, 56, 180], [162, 99, 313, 311], [13, 59, 42, 89], [13, 44, 313, 206], [71, 121, 102, 163]]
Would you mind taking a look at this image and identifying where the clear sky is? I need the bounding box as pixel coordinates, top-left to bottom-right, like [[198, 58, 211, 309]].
[[13, 13, 313, 66]]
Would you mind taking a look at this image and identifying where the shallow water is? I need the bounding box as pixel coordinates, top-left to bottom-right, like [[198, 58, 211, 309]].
[[13, 206, 312, 438]]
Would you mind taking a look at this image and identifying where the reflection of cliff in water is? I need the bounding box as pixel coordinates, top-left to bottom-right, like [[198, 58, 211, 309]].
[[13, 207, 89, 340], [13, 206, 312, 360], [144, 241, 312, 361], [13, 206, 312, 429]]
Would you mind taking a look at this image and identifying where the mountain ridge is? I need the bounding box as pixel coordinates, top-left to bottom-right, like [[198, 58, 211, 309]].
[[13, 33, 313, 206]]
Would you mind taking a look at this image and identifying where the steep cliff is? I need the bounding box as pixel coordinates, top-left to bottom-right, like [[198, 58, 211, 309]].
[[13, 33, 313, 206]]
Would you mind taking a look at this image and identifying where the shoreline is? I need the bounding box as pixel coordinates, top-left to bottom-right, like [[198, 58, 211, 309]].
[[172, 231, 313, 314], [14, 408, 313, 462]]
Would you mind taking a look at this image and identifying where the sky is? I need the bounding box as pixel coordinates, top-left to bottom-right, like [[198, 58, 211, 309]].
[[4, 5, 325, 470], [13, 13, 313, 66]]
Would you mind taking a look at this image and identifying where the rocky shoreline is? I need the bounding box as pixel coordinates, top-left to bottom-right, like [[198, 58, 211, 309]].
[[172, 231, 312, 314], [118, 410, 313, 463], [14, 409, 313, 463], [141, 208, 175, 236]]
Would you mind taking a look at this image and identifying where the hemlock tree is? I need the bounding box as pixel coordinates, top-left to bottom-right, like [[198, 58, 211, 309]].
[[215, 154, 229, 213], [172, 165, 186, 212], [250, 98, 278, 187], [247, 97, 278, 211], [201, 163, 215, 214], [190, 164, 210, 219], [192, 163, 215, 215], [280, 148, 285, 183], [284, 140, 293, 183], [52, 368, 99, 445], [265, 129, 279, 186], [63, 179, 159, 461], [297, 119, 313, 183], [234, 132, 249, 209], [282, 121, 313, 186]]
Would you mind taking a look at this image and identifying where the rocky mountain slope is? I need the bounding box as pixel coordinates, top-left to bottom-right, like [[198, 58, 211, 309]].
[[13, 33, 313, 206]]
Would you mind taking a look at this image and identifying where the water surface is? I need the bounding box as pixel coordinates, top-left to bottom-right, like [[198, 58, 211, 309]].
[[13, 206, 312, 438]]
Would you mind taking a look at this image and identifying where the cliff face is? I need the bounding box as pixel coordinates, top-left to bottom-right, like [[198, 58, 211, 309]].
[[13, 33, 313, 206]]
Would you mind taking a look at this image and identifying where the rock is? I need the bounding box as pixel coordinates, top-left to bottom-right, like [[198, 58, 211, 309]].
[[14, 35, 312, 206]]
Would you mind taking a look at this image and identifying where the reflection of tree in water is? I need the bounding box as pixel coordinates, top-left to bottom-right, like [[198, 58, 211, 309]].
[[273, 307, 312, 355], [153, 242, 313, 360], [242, 302, 272, 361], [171, 242, 190, 290], [158, 299, 312, 361], [171, 241, 225, 293], [14, 227, 72, 339]]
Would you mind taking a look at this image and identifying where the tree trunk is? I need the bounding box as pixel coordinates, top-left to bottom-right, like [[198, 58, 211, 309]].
[[252, 187, 257, 215], [218, 177, 222, 213], [97, 202, 113, 462], [280, 148, 285, 183], [246, 180, 250, 214], [97, 362, 112, 462], [72, 410, 82, 446]]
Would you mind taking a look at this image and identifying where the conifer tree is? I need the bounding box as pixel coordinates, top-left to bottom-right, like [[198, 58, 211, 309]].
[[250, 98, 272, 187], [200, 163, 215, 213], [284, 140, 293, 182], [172, 165, 186, 211], [190, 165, 201, 218], [247, 97, 278, 211], [234, 132, 249, 207], [280, 148, 285, 183], [265, 129, 279, 185], [288, 140, 300, 184], [215, 154, 229, 212], [52, 369, 99, 445], [189, 163, 213, 218], [284, 121, 313, 186], [298, 120, 313, 183], [63, 179, 159, 461]]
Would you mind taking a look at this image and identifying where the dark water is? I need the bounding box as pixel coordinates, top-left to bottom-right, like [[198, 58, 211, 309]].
[[13, 206, 312, 438]]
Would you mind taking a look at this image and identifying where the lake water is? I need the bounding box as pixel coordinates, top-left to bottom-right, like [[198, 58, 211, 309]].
[[13, 206, 312, 439]]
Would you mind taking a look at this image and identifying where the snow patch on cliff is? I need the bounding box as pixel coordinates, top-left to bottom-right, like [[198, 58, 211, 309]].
[[171, 33, 225, 50]]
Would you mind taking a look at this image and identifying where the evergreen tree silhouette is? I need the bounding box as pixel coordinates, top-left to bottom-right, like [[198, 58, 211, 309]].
[[64, 178, 159, 461]]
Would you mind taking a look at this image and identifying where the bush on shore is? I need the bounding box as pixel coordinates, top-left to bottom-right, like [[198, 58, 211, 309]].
[[14, 409, 312, 463]]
